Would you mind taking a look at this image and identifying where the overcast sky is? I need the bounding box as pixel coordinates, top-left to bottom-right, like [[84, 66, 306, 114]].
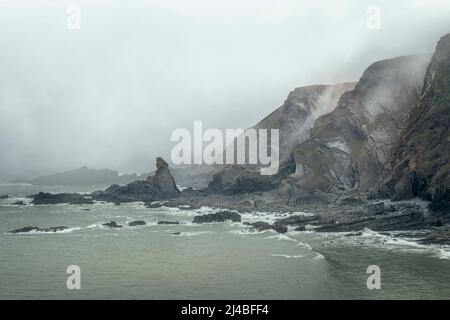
[[1, 0, 449, 180]]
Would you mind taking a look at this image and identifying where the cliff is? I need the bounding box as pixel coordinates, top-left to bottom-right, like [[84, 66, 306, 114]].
[[377, 34, 450, 216], [289, 54, 431, 199]]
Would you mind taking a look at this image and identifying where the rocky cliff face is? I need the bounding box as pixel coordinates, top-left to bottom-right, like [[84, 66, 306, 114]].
[[290, 54, 431, 197], [377, 34, 450, 215], [207, 83, 355, 194], [254, 83, 355, 162]]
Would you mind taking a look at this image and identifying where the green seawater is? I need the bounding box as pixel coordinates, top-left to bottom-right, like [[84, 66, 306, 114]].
[[0, 184, 449, 299]]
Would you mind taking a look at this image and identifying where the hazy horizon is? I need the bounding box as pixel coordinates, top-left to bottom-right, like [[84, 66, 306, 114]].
[[1, 0, 450, 181]]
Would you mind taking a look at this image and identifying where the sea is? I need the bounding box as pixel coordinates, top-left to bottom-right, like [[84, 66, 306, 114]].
[[1, 183, 449, 299]]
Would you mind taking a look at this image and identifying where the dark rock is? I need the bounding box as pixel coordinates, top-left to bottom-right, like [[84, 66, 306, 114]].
[[246, 221, 288, 233], [339, 196, 365, 206], [0, 194, 9, 199], [102, 221, 123, 228], [32, 192, 94, 205], [276, 215, 319, 226], [8, 226, 68, 233], [193, 211, 241, 223], [345, 232, 363, 237], [172, 232, 181, 235], [128, 220, 146, 226], [367, 202, 385, 215], [377, 34, 450, 214], [92, 157, 180, 203], [272, 222, 288, 233], [157, 221, 180, 225], [12, 201, 25, 205], [291, 54, 430, 197]]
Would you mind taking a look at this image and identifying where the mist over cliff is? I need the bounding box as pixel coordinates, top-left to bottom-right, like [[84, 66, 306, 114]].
[[1, 0, 450, 181]]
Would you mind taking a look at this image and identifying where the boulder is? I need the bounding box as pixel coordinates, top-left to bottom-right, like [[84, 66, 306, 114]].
[[157, 221, 180, 225], [128, 220, 146, 226], [193, 211, 241, 223], [102, 221, 123, 228], [8, 226, 68, 233], [32, 192, 94, 205], [92, 157, 180, 203], [246, 221, 288, 233]]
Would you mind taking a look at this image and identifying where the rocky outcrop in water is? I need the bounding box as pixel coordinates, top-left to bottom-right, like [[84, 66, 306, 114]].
[[157, 221, 180, 225], [8, 226, 69, 233], [128, 220, 146, 226], [32, 192, 94, 205], [103, 221, 123, 228], [92, 157, 180, 203], [193, 211, 241, 223]]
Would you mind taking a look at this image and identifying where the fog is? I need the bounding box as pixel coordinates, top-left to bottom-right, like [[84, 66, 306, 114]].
[[1, 0, 450, 180]]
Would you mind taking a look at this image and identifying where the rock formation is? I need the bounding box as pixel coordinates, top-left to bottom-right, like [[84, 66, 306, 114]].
[[92, 157, 180, 203], [289, 54, 431, 198], [205, 83, 354, 194], [377, 34, 450, 217]]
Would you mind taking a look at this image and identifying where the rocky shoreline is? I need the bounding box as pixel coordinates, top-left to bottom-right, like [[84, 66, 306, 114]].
[[18, 182, 449, 246]]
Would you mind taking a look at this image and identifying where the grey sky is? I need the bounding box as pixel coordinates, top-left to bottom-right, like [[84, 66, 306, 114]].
[[1, 0, 449, 180]]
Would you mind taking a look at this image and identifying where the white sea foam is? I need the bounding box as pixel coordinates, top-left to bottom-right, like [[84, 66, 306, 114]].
[[270, 254, 303, 259], [340, 228, 450, 260], [178, 231, 212, 237], [264, 234, 297, 242], [312, 253, 325, 261], [11, 227, 82, 235]]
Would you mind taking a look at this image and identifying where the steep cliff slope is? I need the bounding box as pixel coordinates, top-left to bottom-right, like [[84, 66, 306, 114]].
[[206, 83, 355, 194], [290, 54, 431, 197], [378, 34, 450, 215]]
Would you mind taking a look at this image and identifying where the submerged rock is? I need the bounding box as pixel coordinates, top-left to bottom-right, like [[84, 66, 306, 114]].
[[12, 201, 25, 205], [157, 221, 180, 225], [0, 194, 9, 199], [128, 220, 146, 226], [193, 211, 241, 223], [32, 192, 94, 205], [103, 221, 123, 228], [8, 226, 68, 233], [246, 221, 288, 234]]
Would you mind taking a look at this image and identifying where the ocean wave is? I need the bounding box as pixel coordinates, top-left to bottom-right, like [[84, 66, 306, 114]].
[[338, 228, 450, 260], [264, 233, 297, 242], [177, 231, 212, 237], [270, 254, 303, 259], [228, 228, 268, 236], [0, 197, 32, 206], [240, 210, 314, 225], [312, 253, 325, 261], [10, 227, 82, 235]]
